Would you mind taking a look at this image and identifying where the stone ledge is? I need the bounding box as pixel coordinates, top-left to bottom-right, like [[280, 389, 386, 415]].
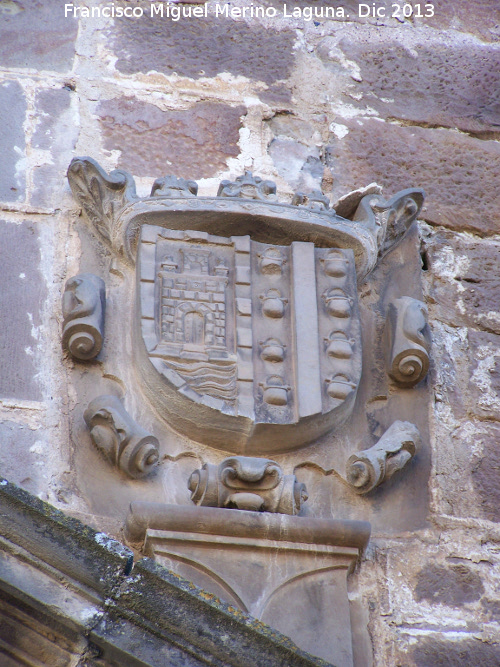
[[0, 476, 332, 667]]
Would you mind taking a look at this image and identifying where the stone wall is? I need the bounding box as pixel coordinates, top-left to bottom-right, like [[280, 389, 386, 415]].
[[1, 1, 500, 665]]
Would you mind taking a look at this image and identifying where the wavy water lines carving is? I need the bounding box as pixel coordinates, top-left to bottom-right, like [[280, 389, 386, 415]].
[[165, 359, 238, 402]]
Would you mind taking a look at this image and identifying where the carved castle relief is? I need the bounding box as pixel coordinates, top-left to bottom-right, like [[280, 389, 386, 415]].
[[65, 157, 430, 666]]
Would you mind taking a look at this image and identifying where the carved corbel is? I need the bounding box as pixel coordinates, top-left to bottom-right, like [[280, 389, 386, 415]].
[[346, 421, 420, 494], [188, 456, 308, 515], [386, 296, 430, 387], [67, 157, 138, 258], [62, 273, 105, 360], [84, 395, 159, 479]]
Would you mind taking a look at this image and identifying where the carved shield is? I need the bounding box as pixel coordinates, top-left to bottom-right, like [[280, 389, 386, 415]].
[[137, 225, 362, 454]]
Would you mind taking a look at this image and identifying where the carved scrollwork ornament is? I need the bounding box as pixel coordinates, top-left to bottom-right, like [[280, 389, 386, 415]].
[[67, 157, 137, 258], [346, 421, 420, 494], [188, 456, 308, 515], [84, 395, 159, 479], [386, 296, 430, 387], [292, 189, 333, 214], [217, 171, 277, 201], [62, 273, 105, 360], [151, 176, 198, 198], [351, 188, 425, 262]]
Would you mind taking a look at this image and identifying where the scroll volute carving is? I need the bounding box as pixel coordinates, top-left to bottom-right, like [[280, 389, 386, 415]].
[[84, 395, 159, 479], [346, 421, 420, 494], [188, 456, 308, 515], [62, 273, 105, 360], [386, 297, 430, 387]]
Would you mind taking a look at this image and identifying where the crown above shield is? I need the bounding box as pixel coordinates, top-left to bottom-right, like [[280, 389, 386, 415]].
[[67, 157, 424, 283]]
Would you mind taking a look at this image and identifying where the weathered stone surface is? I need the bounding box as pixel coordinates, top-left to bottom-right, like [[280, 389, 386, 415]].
[[0, 221, 44, 401], [3, 3, 500, 664], [327, 120, 500, 236], [412, 637, 500, 666], [0, 422, 40, 493], [32, 88, 73, 151], [259, 0, 396, 25], [340, 40, 500, 134], [111, 15, 295, 84], [260, 83, 293, 107], [414, 563, 484, 606], [0, 81, 26, 202], [0, 0, 77, 71], [268, 115, 319, 145], [269, 139, 323, 190], [471, 423, 500, 522], [98, 98, 245, 179], [31, 87, 78, 208], [481, 597, 500, 620], [467, 330, 500, 421], [415, 1, 500, 42], [424, 231, 500, 334]]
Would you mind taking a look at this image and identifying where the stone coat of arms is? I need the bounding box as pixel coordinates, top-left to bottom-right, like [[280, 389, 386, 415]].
[[67, 159, 425, 457], [65, 157, 430, 666]]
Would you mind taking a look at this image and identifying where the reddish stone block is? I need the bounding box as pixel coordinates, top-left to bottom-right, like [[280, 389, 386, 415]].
[[111, 14, 295, 84], [424, 231, 500, 334], [414, 563, 484, 607], [98, 98, 246, 179], [472, 429, 500, 522], [339, 40, 500, 134], [0, 0, 77, 71], [327, 120, 500, 236], [412, 636, 500, 667], [415, 0, 500, 43]]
